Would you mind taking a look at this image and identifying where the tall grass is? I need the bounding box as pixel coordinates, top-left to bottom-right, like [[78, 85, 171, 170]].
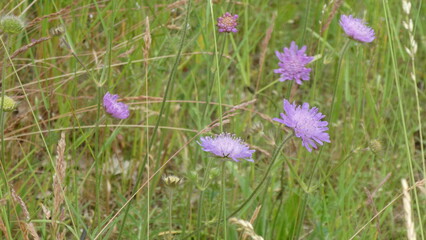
[[0, 0, 425, 239]]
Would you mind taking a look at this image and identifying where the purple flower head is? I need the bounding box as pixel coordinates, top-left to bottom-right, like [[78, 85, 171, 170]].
[[198, 133, 255, 162], [103, 92, 130, 119], [339, 15, 375, 43], [217, 12, 238, 33], [274, 41, 314, 85], [273, 99, 330, 152]]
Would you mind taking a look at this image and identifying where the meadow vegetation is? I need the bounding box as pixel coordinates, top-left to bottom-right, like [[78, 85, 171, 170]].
[[0, 0, 425, 239]]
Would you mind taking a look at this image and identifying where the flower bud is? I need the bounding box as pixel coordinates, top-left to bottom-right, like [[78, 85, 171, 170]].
[[369, 139, 383, 155], [50, 26, 65, 37], [0, 96, 17, 112], [162, 175, 182, 188], [209, 168, 220, 179], [186, 171, 198, 183], [0, 15, 25, 34]]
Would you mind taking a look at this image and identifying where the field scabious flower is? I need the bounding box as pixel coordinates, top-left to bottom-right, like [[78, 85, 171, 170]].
[[339, 15, 375, 43], [217, 12, 238, 33], [198, 133, 255, 162], [274, 41, 314, 85], [274, 99, 330, 152], [103, 92, 130, 119]]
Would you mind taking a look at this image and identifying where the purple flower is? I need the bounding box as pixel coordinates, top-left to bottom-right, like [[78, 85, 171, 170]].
[[217, 12, 238, 33], [339, 15, 375, 43], [103, 92, 130, 119], [274, 41, 314, 85], [198, 133, 255, 162], [273, 99, 330, 152]]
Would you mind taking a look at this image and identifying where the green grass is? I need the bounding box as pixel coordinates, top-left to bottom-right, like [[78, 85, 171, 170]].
[[0, 0, 425, 239]]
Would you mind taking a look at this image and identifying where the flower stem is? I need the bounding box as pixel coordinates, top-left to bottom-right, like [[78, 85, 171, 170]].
[[0, 35, 13, 239], [255, 79, 280, 95], [196, 158, 213, 239], [116, 2, 192, 239], [180, 134, 293, 240], [228, 133, 293, 218], [328, 39, 351, 122], [215, 161, 227, 239], [208, 0, 223, 132], [292, 38, 351, 240], [0, 35, 10, 195], [168, 189, 173, 240]]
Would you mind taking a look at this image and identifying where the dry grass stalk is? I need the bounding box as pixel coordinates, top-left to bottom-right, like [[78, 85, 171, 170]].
[[94, 112, 238, 239], [256, 13, 276, 90], [402, 0, 417, 60], [225, 99, 257, 115], [143, 17, 152, 237], [364, 188, 381, 235], [249, 205, 262, 224], [143, 17, 152, 60], [26, 6, 71, 28], [320, 0, 343, 35], [401, 2, 422, 238], [243, 206, 262, 240], [402, 179, 416, 240], [11, 188, 40, 240], [117, 46, 135, 58], [10, 36, 52, 59], [52, 132, 67, 240], [167, 0, 188, 10], [202, 119, 231, 134], [401, 2, 423, 198], [318, 1, 329, 25], [0, 217, 9, 240], [41, 204, 51, 220], [229, 217, 264, 240], [350, 179, 425, 240]]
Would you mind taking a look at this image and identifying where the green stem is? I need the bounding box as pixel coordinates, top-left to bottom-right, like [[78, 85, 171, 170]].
[[382, 1, 424, 239], [228, 133, 293, 218], [60, 37, 99, 85], [181, 182, 193, 237], [196, 159, 213, 240], [308, 39, 350, 190], [293, 38, 351, 240], [311, 151, 354, 192], [215, 161, 227, 239], [301, 0, 311, 42], [328, 39, 350, 123], [0, 35, 10, 195], [255, 79, 280, 95], [0, 32, 79, 232], [95, 86, 102, 225], [208, 0, 223, 132], [0, 35, 12, 233], [61, 36, 103, 224], [116, 1, 192, 239], [222, 162, 227, 239], [168, 190, 173, 240], [0, 35, 19, 239], [201, 40, 226, 124]]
